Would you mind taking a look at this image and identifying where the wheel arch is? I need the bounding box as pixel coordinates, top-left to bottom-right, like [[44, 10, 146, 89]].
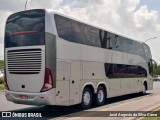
[[82, 83, 96, 94], [143, 80, 148, 90]]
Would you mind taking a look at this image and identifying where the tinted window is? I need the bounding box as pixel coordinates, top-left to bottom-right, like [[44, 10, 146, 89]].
[[55, 14, 101, 47], [143, 44, 153, 75], [6, 10, 45, 35], [55, 14, 149, 59], [110, 33, 117, 49], [143, 44, 152, 60], [126, 39, 135, 54], [55, 16, 71, 41], [90, 27, 101, 47], [105, 63, 147, 78], [135, 41, 145, 58], [115, 37, 127, 52], [99, 30, 115, 49], [70, 21, 84, 43], [5, 32, 45, 48], [5, 9, 45, 48]]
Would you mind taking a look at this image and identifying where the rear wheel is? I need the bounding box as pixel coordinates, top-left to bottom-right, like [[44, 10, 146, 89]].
[[81, 87, 93, 109], [95, 86, 106, 106]]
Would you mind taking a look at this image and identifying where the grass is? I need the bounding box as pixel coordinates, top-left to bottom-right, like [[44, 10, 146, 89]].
[[142, 109, 160, 120], [0, 84, 4, 91]]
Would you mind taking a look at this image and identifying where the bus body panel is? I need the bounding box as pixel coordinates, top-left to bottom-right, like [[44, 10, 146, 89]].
[[5, 89, 56, 105], [55, 80, 70, 105], [5, 46, 45, 92], [55, 59, 70, 105], [56, 35, 150, 100], [70, 60, 81, 105], [45, 11, 57, 35]]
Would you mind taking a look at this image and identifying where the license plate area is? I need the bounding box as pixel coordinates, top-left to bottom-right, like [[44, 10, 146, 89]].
[[20, 95, 28, 100]]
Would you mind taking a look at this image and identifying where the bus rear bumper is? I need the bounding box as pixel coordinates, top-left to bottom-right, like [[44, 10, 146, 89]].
[[5, 89, 56, 105]]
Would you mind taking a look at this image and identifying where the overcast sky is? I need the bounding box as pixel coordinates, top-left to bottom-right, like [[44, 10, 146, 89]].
[[0, 0, 160, 64]]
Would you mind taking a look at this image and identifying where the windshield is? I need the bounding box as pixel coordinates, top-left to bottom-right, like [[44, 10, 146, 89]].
[[5, 9, 45, 48], [143, 44, 152, 60]]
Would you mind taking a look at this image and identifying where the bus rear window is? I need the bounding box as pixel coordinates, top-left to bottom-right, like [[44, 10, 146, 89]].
[[5, 9, 45, 48], [5, 32, 45, 48]]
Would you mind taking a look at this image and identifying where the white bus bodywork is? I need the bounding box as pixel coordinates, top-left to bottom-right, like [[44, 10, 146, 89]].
[[4, 9, 153, 107]]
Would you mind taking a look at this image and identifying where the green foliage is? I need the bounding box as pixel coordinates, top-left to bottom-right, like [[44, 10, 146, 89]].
[[153, 63, 160, 76], [0, 60, 4, 70], [0, 60, 4, 84], [0, 84, 4, 91], [0, 77, 4, 84]]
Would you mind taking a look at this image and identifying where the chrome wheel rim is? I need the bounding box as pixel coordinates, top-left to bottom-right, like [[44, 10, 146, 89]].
[[98, 90, 104, 103], [83, 91, 91, 105]]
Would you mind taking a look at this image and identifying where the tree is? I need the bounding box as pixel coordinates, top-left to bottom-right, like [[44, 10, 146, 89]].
[[153, 63, 160, 75], [0, 60, 4, 70]]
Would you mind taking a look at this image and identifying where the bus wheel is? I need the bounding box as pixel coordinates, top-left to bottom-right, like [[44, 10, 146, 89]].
[[81, 87, 92, 109], [95, 86, 106, 106]]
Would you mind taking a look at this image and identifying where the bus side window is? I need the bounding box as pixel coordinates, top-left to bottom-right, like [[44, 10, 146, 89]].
[[135, 41, 145, 58], [99, 30, 112, 49], [110, 33, 118, 49], [55, 16, 71, 41], [70, 21, 82, 43], [114, 35, 119, 49], [99, 30, 106, 48], [90, 28, 101, 47], [115, 37, 127, 52]]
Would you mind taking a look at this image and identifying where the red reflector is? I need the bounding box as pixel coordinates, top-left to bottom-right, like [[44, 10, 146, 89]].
[[40, 96, 44, 99], [12, 31, 38, 35], [4, 69, 9, 90]]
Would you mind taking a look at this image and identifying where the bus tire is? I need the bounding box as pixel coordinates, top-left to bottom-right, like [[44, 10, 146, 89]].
[[81, 87, 93, 109], [95, 86, 106, 106]]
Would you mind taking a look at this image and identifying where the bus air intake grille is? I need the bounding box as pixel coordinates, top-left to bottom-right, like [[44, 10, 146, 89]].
[[7, 49, 42, 74]]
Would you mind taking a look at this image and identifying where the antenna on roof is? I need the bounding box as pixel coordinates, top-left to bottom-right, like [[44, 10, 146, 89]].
[[25, 0, 29, 10]]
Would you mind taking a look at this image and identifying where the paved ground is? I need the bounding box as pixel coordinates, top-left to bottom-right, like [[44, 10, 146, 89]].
[[0, 81, 160, 120]]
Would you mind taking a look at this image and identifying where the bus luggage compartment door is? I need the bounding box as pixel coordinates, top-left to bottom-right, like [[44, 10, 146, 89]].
[[56, 59, 70, 105], [70, 60, 81, 105]]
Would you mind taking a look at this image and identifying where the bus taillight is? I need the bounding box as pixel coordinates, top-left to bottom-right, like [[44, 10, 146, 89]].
[[41, 68, 53, 92], [4, 69, 9, 90]]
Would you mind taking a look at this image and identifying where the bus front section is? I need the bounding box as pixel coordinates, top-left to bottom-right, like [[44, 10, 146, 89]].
[[4, 9, 56, 105]]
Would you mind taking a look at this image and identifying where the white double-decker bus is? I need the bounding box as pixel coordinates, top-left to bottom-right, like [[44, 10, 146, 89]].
[[4, 9, 153, 108]]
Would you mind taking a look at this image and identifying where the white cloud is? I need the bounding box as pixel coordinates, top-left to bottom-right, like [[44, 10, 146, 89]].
[[0, 11, 11, 60], [134, 6, 158, 30], [28, 0, 63, 10]]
